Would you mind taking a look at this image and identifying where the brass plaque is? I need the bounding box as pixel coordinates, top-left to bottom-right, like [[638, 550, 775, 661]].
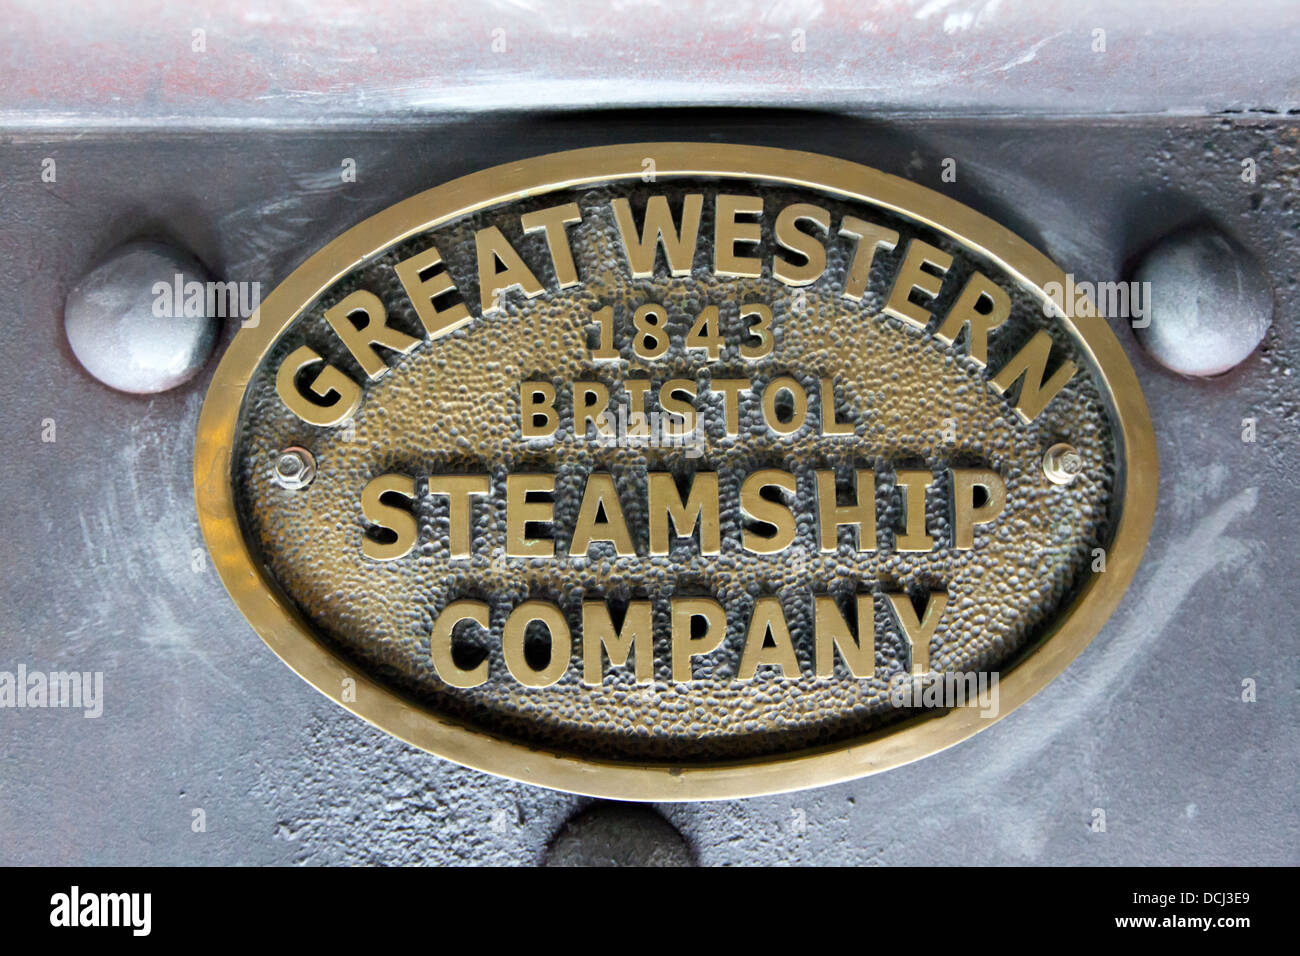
[[195, 144, 1156, 798]]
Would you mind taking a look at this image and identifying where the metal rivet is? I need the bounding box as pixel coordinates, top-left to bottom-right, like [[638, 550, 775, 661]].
[[1133, 226, 1273, 377], [64, 240, 220, 394], [1042, 443, 1083, 485], [273, 447, 316, 490], [544, 803, 696, 867]]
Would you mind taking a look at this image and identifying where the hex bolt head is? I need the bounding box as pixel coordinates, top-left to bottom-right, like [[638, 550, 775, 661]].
[[64, 240, 221, 394], [273, 447, 316, 490], [1043, 443, 1084, 485], [1133, 226, 1273, 377]]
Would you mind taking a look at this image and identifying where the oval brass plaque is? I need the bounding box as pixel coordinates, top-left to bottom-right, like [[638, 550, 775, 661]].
[[195, 144, 1156, 799]]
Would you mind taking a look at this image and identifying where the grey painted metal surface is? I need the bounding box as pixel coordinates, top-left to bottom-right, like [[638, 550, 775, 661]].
[[2, 1, 1299, 127], [0, 113, 1296, 864]]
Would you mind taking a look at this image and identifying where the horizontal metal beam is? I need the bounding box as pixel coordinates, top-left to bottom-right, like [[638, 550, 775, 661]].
[[2, 0, 1298, 127]]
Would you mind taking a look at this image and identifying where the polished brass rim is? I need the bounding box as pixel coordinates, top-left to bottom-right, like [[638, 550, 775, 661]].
[[194, 143, 1158, 800]]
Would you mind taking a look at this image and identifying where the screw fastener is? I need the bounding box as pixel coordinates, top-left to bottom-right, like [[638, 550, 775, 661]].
[[273, 447, 316, 490], [1042, 443, 1083, 485]]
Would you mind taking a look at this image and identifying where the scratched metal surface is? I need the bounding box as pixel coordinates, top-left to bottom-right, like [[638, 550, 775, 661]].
[[2, 0, 1299, 124], [0, 113, 1296, 864]]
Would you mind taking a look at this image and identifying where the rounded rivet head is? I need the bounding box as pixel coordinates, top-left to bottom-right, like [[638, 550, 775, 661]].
[[273, 447, 316, 490], [1043, 443, 1083, 485], [1133, 226, 1273, 377], [544, 803, 695, 867], [64, 241, 220, 394]]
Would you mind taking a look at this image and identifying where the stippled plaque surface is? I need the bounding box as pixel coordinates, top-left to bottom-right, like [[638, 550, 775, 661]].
[[195, 144, 1156, 798]]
